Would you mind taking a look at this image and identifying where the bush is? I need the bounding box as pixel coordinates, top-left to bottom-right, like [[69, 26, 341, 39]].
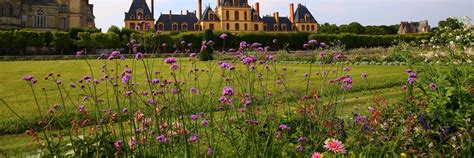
[[309, 33, 431, 49]]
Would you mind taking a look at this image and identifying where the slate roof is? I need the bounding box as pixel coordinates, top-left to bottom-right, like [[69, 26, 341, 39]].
[[262, 16, 293, 31], [251, 8, 261, 21], [23, 0, 55, 4], [220, 0, 248, 7], [293, 5, 317, 23], [125, 0, 153, 20], [156, 12, 198, 31], [201, 6, 220, 21]]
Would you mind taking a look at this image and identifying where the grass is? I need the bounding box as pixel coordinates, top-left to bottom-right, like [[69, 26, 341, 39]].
[[0, 58, 411, 155]]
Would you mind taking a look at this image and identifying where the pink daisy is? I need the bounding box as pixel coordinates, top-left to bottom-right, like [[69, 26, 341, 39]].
[[311, 152, 322, 158], [323, 138, 346, 153]]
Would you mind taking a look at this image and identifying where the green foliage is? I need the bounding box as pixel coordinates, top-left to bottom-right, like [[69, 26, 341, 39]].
[[438, 17, 464, 30], [200, 30, 215, 61], [309, 33, 430, 49], [52, 32, 73, 55]]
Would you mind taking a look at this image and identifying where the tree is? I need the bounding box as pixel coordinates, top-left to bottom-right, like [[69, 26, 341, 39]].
[[13, 30, 35, 55], [318, 23, 339, 34], [30, 32, 45, 55], [364, 26, 387, 35], [76, 32, 96, 54], [0, 31, 14, 55], [105, 32, 122, 49], [438, 17, 463, 30], [52, 32, 72, 55], [339, 22, 364, 34]]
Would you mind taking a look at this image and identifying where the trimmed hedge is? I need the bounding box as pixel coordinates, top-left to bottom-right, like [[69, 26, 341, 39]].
[[0, 30, 432, 56], [309, 33, 431, 49]]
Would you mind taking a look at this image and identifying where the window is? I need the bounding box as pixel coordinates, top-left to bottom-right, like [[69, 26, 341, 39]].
[[235, 23, 240, 30], [209, 12, 214, 20], [194, 24, 200, 31], [244, 23, 248, 30], [145, 15, 150, 19], [137, 12, 143, 19], [234, 11, 239, 20], [182, 23, 188, 31], [281, 24, 287, 31], [225, 2, 230, 6], [292, 25, 297, 31], [254, 24, 258, 31], [59, 5, 68, 13], [226, 11, 229, 20], [311, 25, 315, 31], [172, 24, 178, 31], [130, 23, 136, 29], [263, 24, 267, 31], [253, 15, 258, 21], [158, 24, 164, 31], [34, 10, 47, 28], [130, 15, 135, 19], [59, 18, 67, 29], [226, 23, 230, 30], [21, 15, 27, 27], [304, 14, 310, 22], [273, 24, 278, 31], [244, 12, 247, 21], [209, 24, 215, 30]]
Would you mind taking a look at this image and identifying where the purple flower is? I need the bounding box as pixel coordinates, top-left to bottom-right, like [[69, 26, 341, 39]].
[[220, 33, 228, 39], [343, 77, 353, 84], [341, 84, 352, 90], [303, 43, 309, 48], [408, 77, 416, 85], [242, 56, 256, 65], [148, 99, 156, 105], [114, 140, 123, 149], [135, 52, 143, 60], [304, 73, 309, 77], [222, 87, 234, 96], [190, 87, 198, 94], [78, 105, 86, 113], [320, 42, 327, 47], [361, 73, 368, 78], [170, 64, 179, 71], [164, 57, 177, 64], [207, 146, 213, 155], [220, 62, 230, 68], [190, 53, 197, 58], [76, 50, 84, 57], [368, 106, 375, 113], [122, 107, 128, 113], [408, 73, 417, 78], [429, 83, 438, 90], [142, 91, 148, 96], [343, 67, 350, 72], [125, 91, 132, 96], [128, 140, 137, 149], [22, 75, 34, 81], [201, 120, 209, 126], [156, 135, 169, 142], [251, 42, 262, 48], [122, 74, 131, 83], [151, 79, 159, 84], [188, 134, 198, 143], [296, 145, 304, 151], [308, 39, 318, 45], [239, 41, 248, 48], [279, 124, 289, 130], [110, 51, 121, 57], [405, 69, 414, 73], [190, 114, 198, 120], [298, 137, 307, 143]]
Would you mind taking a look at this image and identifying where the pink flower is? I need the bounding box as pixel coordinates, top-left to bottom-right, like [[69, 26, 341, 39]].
[[323, 138, 346, 153], [164, 57, 177, 64], [311, 152, 322, 158]]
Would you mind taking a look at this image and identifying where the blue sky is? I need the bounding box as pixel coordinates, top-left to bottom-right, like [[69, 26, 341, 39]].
[[90, 0, 473, 31]]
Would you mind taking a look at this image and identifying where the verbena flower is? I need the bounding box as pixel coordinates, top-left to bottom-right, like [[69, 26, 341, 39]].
[[279, 124, 289, 130], [429, 83, 438, 90], [170, 64, 179, 71], [220, 33, 228, 39], [164, 57, 177, 64], [188, 134, 198, 143], [361, 73, 368, 78], [190, 114, 198, 120], [122, 74, 131, 83], [343, 67, 351, 72], [135, 52, 143, 60], [201, 120, 209, 126], [156, 135, 169, 143], [222, 87, 234, 96], [323, 138, 347, 153]]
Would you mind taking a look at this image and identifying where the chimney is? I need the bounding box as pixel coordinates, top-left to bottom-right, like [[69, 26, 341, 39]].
[[181, 10, 183, 15], [198, 0, 202, 21], [169, 10, 172, 21], [151, 0, 154, 19], [289, 3, 294, 23], [217, 0, 221, 6], [237, 0, 240, 6], [298, 3, 302, 8], [274, 12, 279, 23], [255, 2, 260, 13], [186, 10, 189, 15]]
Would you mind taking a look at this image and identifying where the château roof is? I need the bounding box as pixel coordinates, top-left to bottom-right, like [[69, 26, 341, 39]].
[[220, 0, 249, 7], [125, 0, 153, 20], [156, 12, 198, 31], [201, 6, 220, 21], [262, 16, 293, 31], [293, 4, 317, 23]]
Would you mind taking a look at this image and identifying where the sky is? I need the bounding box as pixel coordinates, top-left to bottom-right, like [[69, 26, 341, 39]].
[[90, 0, 473, 31]]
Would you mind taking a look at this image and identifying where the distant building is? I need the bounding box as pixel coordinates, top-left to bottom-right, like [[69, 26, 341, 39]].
[[126, 0, 318, 32], [0, 0, 96, 31], [124, 0, 155, 31], [399, 20, 430, 34]]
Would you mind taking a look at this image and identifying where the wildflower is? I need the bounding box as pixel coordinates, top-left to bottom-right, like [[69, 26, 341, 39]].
[[164, 57, 177, 64], [407, 77, 416, 85], [296, 145, 304, 151], [48, 108, 54, 113], [228, 65, 236, 70], [135, 52, 143, 60], [180, 40, 186, 45], [267, 55, 274, 60], [76, 50, 84, 57], [239, 41, 248, 49], [157, 135, 169, 142], [342, 77, 353, 84], [190, 53, 197, 58], [311, 152, 322, 158], [207, 146, 213, 155], [190, 114, 198, 120], [242, 56, 256, 65], [361, 73, 368, 78], [170, 64, 179, 71], [151, 79, 159, 84], [343, 67, 350, 72], [110, 51, 121, 57], [220, 33, 228, 39], [190, 87, 198, 94], [148, 99, 156, 105], [220, 62, 230, 68], [122, 74, 131, 83], [129, 140, 137, 149], [304, 73, 309, 77], [222, 87, 234, 96], [323, 138, 347, 153], [279, 124, 289, 130], [251, 42, 262, 48], [189, 134, 198, 143], [320, 42, 327, 47], [114, 140, 123, 149], [368, 106, 375, 113], [201, 120, 209, 126], [298, 137, 307, 143], [22, 75, 34, 81], [341, 84, 352, 90], [418, 114, 431, 130], [429, 83, 438, 90], [78, 105, 86, 113], [303, 43, 309, 48], [122, 108, 128, 113]]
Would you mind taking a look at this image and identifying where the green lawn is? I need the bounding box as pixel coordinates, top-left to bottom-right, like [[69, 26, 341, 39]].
[[0, 58, 411, 155]]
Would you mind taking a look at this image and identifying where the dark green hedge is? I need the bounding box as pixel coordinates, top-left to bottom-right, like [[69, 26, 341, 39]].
[[309, 33, 431, 49], [0, 30, 431, 56]]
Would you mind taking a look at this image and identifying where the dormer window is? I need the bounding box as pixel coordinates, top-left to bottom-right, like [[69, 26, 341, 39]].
[[145, 15, 150, 19], [130, 15, 135, 19], [209, 12, 215, 20], [182, 23, 188, 31], [225, 2, 230, 6], [304, 14, 310, 22], [137, 12, 143, 20], [253, 15, 258, 21], [273, 24, 278, 31], [281, 24, 287, 31]]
